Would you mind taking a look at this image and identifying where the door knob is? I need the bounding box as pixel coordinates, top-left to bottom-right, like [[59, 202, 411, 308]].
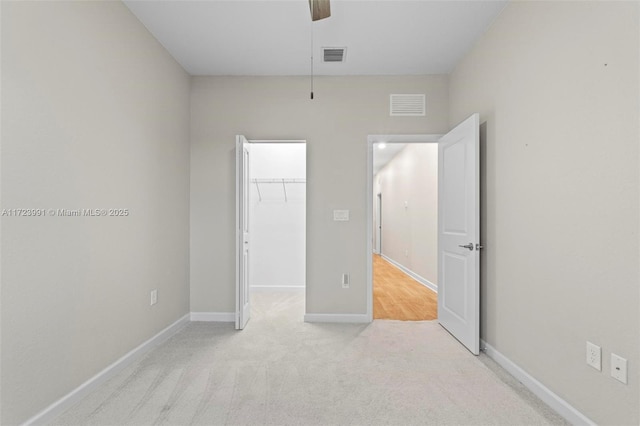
[[458, 243, 474, 251]]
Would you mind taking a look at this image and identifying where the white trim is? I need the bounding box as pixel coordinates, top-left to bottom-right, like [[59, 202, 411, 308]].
[[366, 134, 442, 322], [380, 254, 437, 293], [369, 134, 442, 144], [250, 285, 305, 292], [23, 314, 190, 426], [366, 139, 374, 323], [481, 340, 595, 426], [235, 135, 243, 330], [247, 139, 306, 144], [190, 312, 235, 322], [304, 313, 370, 323]]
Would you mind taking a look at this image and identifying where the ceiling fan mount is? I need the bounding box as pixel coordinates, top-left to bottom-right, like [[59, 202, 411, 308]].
[[309, 0, 331, 21], [308, 0, 331, 100]]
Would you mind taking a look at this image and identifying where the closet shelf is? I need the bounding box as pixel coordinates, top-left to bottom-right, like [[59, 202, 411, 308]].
[[251, 178, 306, 202]]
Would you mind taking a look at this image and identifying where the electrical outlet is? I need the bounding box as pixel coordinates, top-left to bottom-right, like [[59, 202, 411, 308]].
[[341, 273, 350, 288], [611, 353, 627, 384], [150, 289, 158, 306], [404, 249, 409, 257], [586, 341, 601, 371]]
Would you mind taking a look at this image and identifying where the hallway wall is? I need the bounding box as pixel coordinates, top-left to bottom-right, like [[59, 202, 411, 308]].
[[374, 144, 438, 287]]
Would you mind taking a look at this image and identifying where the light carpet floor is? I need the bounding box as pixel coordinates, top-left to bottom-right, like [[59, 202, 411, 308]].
[[53, 291, 568, 426]]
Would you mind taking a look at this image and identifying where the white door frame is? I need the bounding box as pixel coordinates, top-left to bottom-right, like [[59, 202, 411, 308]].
[[366, 134, 442, 322], [236, 135, 251, 330]]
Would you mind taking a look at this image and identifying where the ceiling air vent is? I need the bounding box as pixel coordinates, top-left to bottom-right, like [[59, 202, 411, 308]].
[[322, 47, 346, 63], [390, 94, 426, 116]]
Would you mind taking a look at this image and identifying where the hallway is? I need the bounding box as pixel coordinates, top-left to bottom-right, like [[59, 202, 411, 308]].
[[373, 255, 438, 321]]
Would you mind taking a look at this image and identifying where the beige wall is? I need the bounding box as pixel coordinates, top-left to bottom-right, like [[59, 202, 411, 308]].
[[449, 2, 639, 424], [5, 1, 635, 424], [1, 2, 191, 424], [190, 76, 449, 314], [375, 144, 438, 285]]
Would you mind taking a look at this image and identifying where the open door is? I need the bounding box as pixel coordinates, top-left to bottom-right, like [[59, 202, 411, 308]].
[[235, 135, 251, 329], [437, 114, 480, 354]]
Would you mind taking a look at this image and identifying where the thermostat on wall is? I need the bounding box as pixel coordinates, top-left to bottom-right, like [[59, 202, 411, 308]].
[[333, 210, 349, 221]]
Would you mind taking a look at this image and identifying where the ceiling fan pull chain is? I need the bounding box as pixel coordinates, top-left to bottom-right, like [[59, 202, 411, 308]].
[[310, 0, 314, 100]]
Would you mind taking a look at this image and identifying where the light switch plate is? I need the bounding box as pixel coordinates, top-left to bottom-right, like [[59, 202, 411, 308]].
[[333, 210, 349, 221]]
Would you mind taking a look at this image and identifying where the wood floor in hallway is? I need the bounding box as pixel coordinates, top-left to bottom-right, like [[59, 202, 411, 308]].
[[373, 254, 438, 321]]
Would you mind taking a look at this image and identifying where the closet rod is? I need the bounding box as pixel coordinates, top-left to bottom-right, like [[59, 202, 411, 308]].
[[251, 178, 305, 202], [251, 178, 306, 183]]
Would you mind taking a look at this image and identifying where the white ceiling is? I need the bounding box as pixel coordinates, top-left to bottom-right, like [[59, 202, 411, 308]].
[[124, 0, 506, 76], [373, 143, 405, 175]]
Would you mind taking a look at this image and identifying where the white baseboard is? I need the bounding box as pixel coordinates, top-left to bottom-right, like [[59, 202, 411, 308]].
[[304, 313, 370, 323], [380, 254, 437, 293], [190, 312, 235, 322], [250, 285, 305, 292], [24, 313, 190, 426], [480, 340, 595, 426]]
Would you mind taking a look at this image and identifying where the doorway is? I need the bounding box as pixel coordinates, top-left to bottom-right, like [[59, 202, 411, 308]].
[[371, 140, 439, 321], [366, 114, 481, 355], [236, 137, 307, 329]]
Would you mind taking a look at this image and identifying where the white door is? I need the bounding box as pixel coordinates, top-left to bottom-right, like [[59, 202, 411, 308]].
[[235, 135, 251, 330], [437, 114, 480, 355]]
